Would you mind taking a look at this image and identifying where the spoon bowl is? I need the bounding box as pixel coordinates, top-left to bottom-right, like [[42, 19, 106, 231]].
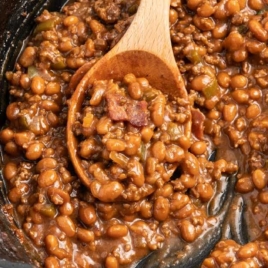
[[67, 0, 191, 194]]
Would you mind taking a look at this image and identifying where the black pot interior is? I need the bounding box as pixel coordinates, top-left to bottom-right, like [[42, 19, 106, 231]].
[[0, 1, 67, 267]]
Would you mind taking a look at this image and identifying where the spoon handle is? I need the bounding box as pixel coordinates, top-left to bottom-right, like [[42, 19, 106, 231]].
[[113, 0, 175, 67]]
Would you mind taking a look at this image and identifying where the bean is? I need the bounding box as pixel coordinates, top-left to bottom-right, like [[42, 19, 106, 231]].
[[224, 32, 244, 51], [169, 8, 179, 24], [77, 228, 95, 243], [230, 75, 248, 89], [105, 256, 119, 268], [222, 103, 237, 122], [31, 76, 45, 95], [246, 103, 261, 119], [59, 202, 74, 216], [187, 0, 203, 10], [79, 203, 97, 225], [124, 134, 141, 156], [252, 169, 267, 190], [89, 19, 106, 34], [153, 196, 170, 221], [140, 201, 153, 218], [217, 72, 230, 88], [226, 0, 240, 15], [165, 144, 185, 163], [45, 81, 61, 95], [195, 183, 214, 202], [41, 100, 60, 113], [8, 184, 29, 203], [106, 139, 126, 152], [25, 142, 45, 160], [45, 256, 60, 268], [20, 74, 31, 89], [38, 170, 59, 188], [4, 141, 20, 156], [14, 131, 35, 147], [127, 158, 145, 187], [248, 20, 268, 42], [248, 0, 264, 10], [145, 157, 157, 175], [197, 2, 215, 17], [246, 40, 266, 54], [213, 22, 228, 39], [45, 234, 58, 252], [155, 184, 173, 198], [19, 47, 36, 67], [151, 95, 166, 127], [85, 39, 95, 57], [248, 88, 261, 100], [47, 187, 70, 205], [179, 219, 196, 242], [191, 74, 214, 92], [6, 102, 20, 121], [233, 47, 248, 62], [59, 39, 73, 52], [141, 127, 154, 143], [36, 158, 57, 172], [230, 262, 250, 268], [128, 82, 143, 100], [259, 190, 268, 204], [151, 141, 166, 162], [231, 90, 249, 104], [56, 215, 76, 237], [174, 203, 195, 219], [96, 116, 112, 135], [180, 174, 196, 188], [107, 224, 128, 238], [79, 138, 98, 159], [171, 193, 190, 211], [235, 176, 254, 193], [3, 162, 18, 181], [63, 15, 79, 26], [90, 181, 123, 202], [237, 242, 258, 259], [182, 152, 200, 175], [0, 128, 14, 144], [190, 141, 207, 155]]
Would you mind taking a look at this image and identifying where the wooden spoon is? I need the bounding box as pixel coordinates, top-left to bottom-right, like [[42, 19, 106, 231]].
[[67, 0, 190, 195]]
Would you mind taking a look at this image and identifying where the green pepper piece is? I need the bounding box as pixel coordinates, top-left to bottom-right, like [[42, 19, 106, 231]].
[[33, 18, 60, 35], [202, 79, 219, 99], [39, 204, 56, 218], [187, 49, 202, 64], [51, 57, 67, 70]]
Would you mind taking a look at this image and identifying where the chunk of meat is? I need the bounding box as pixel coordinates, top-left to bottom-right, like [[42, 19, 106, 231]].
[[105, 92, 148, 127]]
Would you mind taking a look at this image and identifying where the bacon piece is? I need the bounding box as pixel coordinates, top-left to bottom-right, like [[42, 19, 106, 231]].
[[127, 100, 148, 127], [106, 92, 128, 121], [105, 92, 148, 127], [191, 108, 205, 139]]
